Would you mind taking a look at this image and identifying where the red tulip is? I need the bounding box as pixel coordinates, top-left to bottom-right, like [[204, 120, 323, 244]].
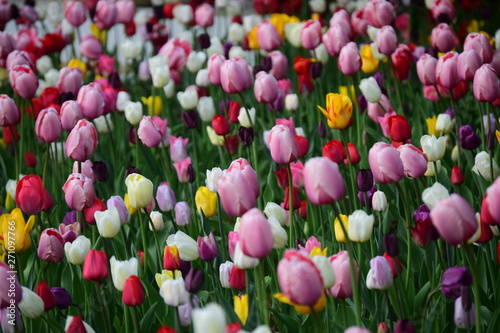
[[122, 276, 145, 306], [83, 250, 108, 281], [388, 115, 411, 142], [212, 115, 230, 136], [16, 174, 53, 215], [451, 166, 464, 185]]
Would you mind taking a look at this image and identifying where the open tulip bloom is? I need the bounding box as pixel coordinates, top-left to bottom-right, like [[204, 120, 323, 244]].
[[1, 1, 500, 332]]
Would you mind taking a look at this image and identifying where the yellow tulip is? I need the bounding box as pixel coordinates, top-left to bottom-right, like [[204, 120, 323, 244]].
[[90, 23, 107, 44], [155, 269, 182, 288], [269, 13, 291, 38], [339, 85, 356, 102], [426, 115, 438, 136], [495, 130, 500, 144], [124, 194, 137, 216], [141, 96, 163, 117], [334, 214, 349, 243], [195, 186, 217, 218], [309, 247, 327, 257], [274, 293, 327, 315], [68, 58, 88, 78], [0, 208, 35, 254], [247, 26, 260, 50], [234, 294, 248, 324], [361, 44, 379, 74], [318, 93, 353, 129]]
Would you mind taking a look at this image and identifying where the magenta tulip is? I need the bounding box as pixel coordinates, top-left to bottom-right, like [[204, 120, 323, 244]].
[[256, 20, 281, 52], [338, 42, 361, 76], [79, 34, 103, 61], [277, 250, 324, 305], [35, 108, 62, 143], [300, 19, 322, 50], [368, 142, 404, 183], [116, 0, 135, 25], [239, 208, 274, 259], [9, 64, 38, 99], [65, 119, 98, 162], [322, 25, 350, 57], [473, 64, 500, 102], [329, 9, 352, 38], [397, 144, 428, 179], [351, 9, 369, 36], [329, 250, 358, 298], [436, 51, 460, 90], [65, 0, 86, 27], [431, 0, 456, 23], [303, 157, 344, 205], [416, 54, 438, 86], [77, 83, 105, 120], [220, 58, 252, 94], [38, 228, 65, 263], [464, 32, 492, 64], [254, 71, 279, 104], [0, 31, 15, 59], [457, 49, 482, 82], [95, 0, 117, 30], [430, 194, 478, 245], [173, 157, 192, 183], [431, 23, 456, 53], [267, 125, 299, 165], [57, 67, 84, 97], [0, 94, 20, 127], [364, 0, 395, 28], [62, 173, 96, 211]]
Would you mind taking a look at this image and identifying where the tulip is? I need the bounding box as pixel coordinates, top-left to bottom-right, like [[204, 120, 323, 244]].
[[175, 202, 191, 226], [57, 67, 84, 97], [266, 125, 299, 165], [239, 208, 274, 259], [106, 196, 129, 225], [149, 211, 164, 232], [364, 0, 395, 28], [318, 93, 352, 129], [471, 151, 500, 181], [304, 157, 345, 205], [64, 1, 86, 27], [9, 64, 39, 99], [169, 136, 189, 163], [122, 275, 144, 307], [220, 58, 252, 94], [83, 249, 108, 281], [440, 267, 472, 299], [457, 49, 481, 82], [0, 95, 20, 127], [464, 32, 493, 64], [163, 245, 181, 271], [436, 52, 460, 90], [38, 228, 65, 263], [167, 231, 199, 261], [388, 115, 411, 142], [205, 167, 223, 194], [185, 268, 204, 294], [394, 319, 415, 333], [277, 250, 323, 306], [372, 191, 388, 212], [254, 71, 279, 104], [300, 20, 322, 50], [430, 194, 477, 245], [416, 54, 437, 86], [18, 287, 44, 319], [59, 101, 83, 131], [397, 144, 428, 178], [257, 20, 281, 52], [110, 256, 138, 291], [198, 232, 218, 261], [65, 119, 98, 162], [345, 328, 371, 333], [420, 135, 447, 162], [348, 210, 374, 242], [338, 42, 361, 76], [0, 262, 22, 308], [366, 256, 394, 290], [95, 0, 117, 30], [125, 173, 153, 209], [16, 175, 53, 215], [323, 25, 350, 57], [329, 251, 358, 298], [233, 241, 259, 269], [194, 186, 217, 218], [459, 125, 482, 150], [159, 276, 188, 307], [359, 77, 381, 103], [368, 142, 404, 183], [64, 316, 95, 332], [473, 64, 500, 103], [311, 255, 336, 288], [64, 235, 91, 265], [50, 287, 72, 310], [431, 23, 455, 53], [116, 0, 135, 25], [61, 173, 95, 211], [207, 54, 226, 85], [79, 34, 104, 61], [137, 116, 163, 148], [35, 280, 57, 311], [454, 296, 475, 328], [376, 26, 397, 56], [0, 208, 35, 255], [192, 303, 227, 333], [95, 207, 121, 238]]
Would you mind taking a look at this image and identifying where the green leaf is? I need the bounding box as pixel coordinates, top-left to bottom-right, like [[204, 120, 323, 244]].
[[269, 308, 300, 333]]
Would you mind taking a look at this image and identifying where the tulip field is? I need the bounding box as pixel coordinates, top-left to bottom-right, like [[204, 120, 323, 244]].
[[2, 0, 500, 332]]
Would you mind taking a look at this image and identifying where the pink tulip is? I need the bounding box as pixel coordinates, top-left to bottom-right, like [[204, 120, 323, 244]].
[[96, 55, 115, 76], [376, 25, 398, 56], [431, 0, 456, 23], [431, 23, 456, 53], [329, 9, 352, 38], [77, 83, 104, 120], [368, 142, 404, 183], [267, 125, 299, 165], [173, 157, 192, 183], [239, 208, 274, 258], [0, 2, 13, 28], [436, 51, 460, 89], [9, 64, 38, 99], [367, 94, 393, 123], [303, 157, 344, 205], [322, 25, 350, 57], [489, 50, 500, 75], [268, 51, 287, 80], [338, 42, 361, 76], [65, 0, 86, 27], [366, 256, 393, 290], [351, 9, 369, 36], [457, 49, 481, 82], [329, 251, 358, 298], [254, 71, 279, 104], [170, 136, 189, 163], [464, 32, 492, 64], [194, 3, 214, 28], [138, 116, 163, 147], [60, 101, 83, 131], [73, 160, 96, 184], [228, 158, 260, 197], [65, 119, 98, 162], [95, 0, 118, 30], [62, 173, 96, 211], [256, 20, 281, 52], [430, 194, 477, 245], [364, 0, 395, 28], [423, 85, 439, 102], [0, 94, 20, 127], [57, 67, 84, 97], [218, 168, 257, 218], [416, 54, 437, 86], [207, 54, 226, 85], [158, 38, 192, 71], [79, 34, 103, 61], [0, 31, 15, 59], [473, 64, 500, 103], [397, 144, 428, 178], [35, 107, 62, 143], [37, 228, 65, 262], [300, 20, 322, 50], [277, 250, 324, 305], [6, 50, 34, 71], [116, 0, 135, 25], [220, 58, 252, 94]]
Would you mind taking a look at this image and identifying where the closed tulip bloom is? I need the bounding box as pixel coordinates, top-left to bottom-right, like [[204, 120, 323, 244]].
[[174, 202, 190, 226], [0, 262, 22, 308], [268, 51, 287, 80], [473, 64, 500, 102], [420, 135, 447, 162], [107, 196, 130, 225], [95, 0, 117, 30], [18, 287, 44, 319], [79, 35, 103, 61], [60, 101, 83, 131], [430, 194, 477, 245], [318, 93, 352, 129], [9, 64, 39, 99], [301, 20, 322, 50], [65, 119, 98, 162], [62, 173, 95, 211], [254, 71, 279, 104], [457, 49, 481, 82], [338, 42, 361, 76], [417, 54, 438, 86], [239, 208, 274, 259], [195, 186, 217, 218], [257, 20, 281, 52], [388, 114, 412, 142], [167, 231, 199, 261], [459, 125, 482, 150], [471, 151, 500, 181], [64, 316, 95, 332], [77, 83, 104, 120], [110, 256, 138, 291], [160, 275, 189, 307], [329, 251, 358, 298], [441, 267, 472, 298], [267, 125, 299, 165], [35, 280, 57, 311], [57, 67, 84, 97], [218, 171, 257, 218], [311, 255, 336, 288], [364, 0, 395, 28], [359, 77, 381, 103], [366, 256, 394, 290], [211, 115, 230, 136], [431, 23, 455, 53], [163, 245, 181, 271], [138, 116, 163, 147], [436, 52, 460, 89], [277, 250, 324, 306], [0, 208, 34, 255], [35, 108, 62, 143], [376, 26, 398, 56], [194, 3, 214, 27], [220, 58, 252, 94], [125, 173, 153, 209], [192, 303, 226, 333], [397, 144, 428, 178], [454, 296, 475, 328], [95, 207, 121, 238], [83, 249, 108, 281], [0, 94, 20, 127], [304, 157, 344, 205], [323, 25, 350, 57], [198, 232, 218, 261], [64, 235, 91, 265], [123, 275, 144, 306], [169, 136, 189, 163], [464, 32, 492, 64], [16, 175, 53, 215], [207, 54, 226, 85], [369, 142, 404, 183], [38, 228, 65, 262], [348, 210, 374, 242], [422, 182, 450, 210], [372, 190, 388, 212], [156, 183, 176, 212], [64, 1, 86, 27], [219, 261, 234, 289], [116, 0, 135, 25]]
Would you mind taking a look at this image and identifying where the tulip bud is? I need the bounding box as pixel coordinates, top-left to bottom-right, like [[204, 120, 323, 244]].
[[366, 256, 394, 290], [83, 249, 108, 281], [122, 275, 145, 307], [175, 202, 191, 226], [185, 268, 204, 294], [441, 267, 472, 299], [36, 281, 57, 311], [372, 190, 388, 212]]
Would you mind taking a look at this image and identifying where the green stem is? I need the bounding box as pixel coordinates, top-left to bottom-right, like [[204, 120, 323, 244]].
[[395, 182, 413, 291], [463, 244, 482, 333], [146, 212, 163, 272], [216, 194, 227, 261], [131, 306, 141, 333], [190, 129, 200, 188], [94, 282, 112, 333], [41, 142, 50, 188], [138, 211, 148, 277], [254, 260, 269, 326], [286, 163, 295, 248], [310, 307, 322, 333], [340, 129, 358, 210]]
